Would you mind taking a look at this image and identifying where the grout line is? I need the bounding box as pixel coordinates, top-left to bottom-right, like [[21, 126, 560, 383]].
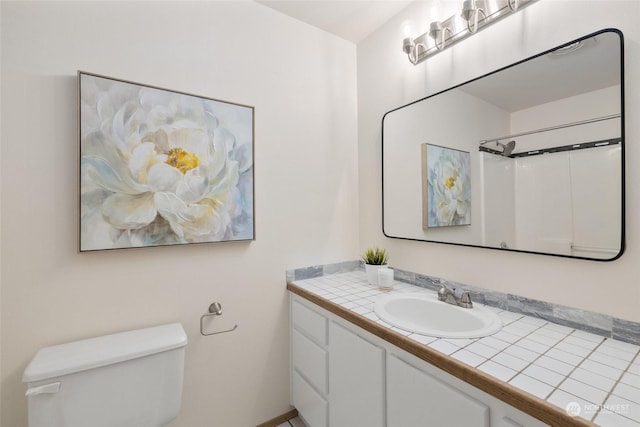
[[590, 347, 640, 422], [552, 333, 608, 420], [504, 322, 556, 395], [475, 320, 548, 373], [478, 323, 593, 403], [453, 318, 564, 389]]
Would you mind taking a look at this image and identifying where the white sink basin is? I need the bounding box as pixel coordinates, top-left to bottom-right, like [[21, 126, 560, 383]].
[[374, 293, 502, 339]]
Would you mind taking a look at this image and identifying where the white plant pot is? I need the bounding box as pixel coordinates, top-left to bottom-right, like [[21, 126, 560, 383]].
[[365, 264, 387, 286]]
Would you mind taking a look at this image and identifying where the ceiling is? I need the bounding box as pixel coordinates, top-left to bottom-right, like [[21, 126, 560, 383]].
[[256, 0, 412, 43]]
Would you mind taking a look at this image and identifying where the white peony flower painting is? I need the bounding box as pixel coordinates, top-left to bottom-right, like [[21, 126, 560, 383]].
[[422, 143, 471, 228], [79, 72, 254, 251]]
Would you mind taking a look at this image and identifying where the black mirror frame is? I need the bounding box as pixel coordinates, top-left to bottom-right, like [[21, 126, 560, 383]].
[[381, 28, 625, 262]]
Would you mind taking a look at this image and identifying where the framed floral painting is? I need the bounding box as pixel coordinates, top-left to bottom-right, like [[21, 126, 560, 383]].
[[421, 143, 471, 228], [79, 72, 254, 251]]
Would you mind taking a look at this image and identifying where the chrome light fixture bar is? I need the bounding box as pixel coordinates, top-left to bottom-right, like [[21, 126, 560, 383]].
[[402, 0, 538, 65]]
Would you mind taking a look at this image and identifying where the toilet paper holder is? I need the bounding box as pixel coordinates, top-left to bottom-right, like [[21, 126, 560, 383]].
[[200, 302, 238, 336]]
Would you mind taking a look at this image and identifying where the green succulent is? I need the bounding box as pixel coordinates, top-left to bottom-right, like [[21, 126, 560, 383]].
[[361, 247, 390, 265]]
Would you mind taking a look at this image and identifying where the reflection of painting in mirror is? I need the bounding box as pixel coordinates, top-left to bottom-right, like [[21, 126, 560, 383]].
[[422, 144, 471, 229], [382, 28, 624, 261]]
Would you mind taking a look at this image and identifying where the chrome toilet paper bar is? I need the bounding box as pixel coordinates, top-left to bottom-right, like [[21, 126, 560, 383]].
[[200, 302, 238, 336]]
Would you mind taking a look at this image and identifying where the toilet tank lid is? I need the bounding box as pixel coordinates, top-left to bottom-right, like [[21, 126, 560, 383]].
[[23, 323, 187, 383]]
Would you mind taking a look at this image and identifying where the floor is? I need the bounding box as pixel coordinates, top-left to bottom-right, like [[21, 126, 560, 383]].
[[276, 416, 307, 427]]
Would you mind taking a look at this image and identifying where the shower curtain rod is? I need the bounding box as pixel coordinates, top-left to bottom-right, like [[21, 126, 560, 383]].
[[479, 114, 621, 146]]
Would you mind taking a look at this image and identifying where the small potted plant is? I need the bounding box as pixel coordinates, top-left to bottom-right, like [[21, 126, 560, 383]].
[[362, 247, 390, 286]]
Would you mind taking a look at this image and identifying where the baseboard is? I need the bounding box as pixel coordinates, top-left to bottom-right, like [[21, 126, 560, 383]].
[[256, 408, 299, 427]]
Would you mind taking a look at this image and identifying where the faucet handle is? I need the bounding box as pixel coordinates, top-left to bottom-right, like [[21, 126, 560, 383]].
[[436, 279, 450, 290], [437, 281, 450, 301], [437, 280, 450, 294], [459, 290, 474, 308]]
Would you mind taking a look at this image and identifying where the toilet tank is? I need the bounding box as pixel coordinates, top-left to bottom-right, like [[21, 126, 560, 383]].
[[23, 323, 187, 427]]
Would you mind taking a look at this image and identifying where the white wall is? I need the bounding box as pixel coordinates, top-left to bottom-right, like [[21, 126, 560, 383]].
[[0, 2, 358, 426], [358, 0, 640, 322]]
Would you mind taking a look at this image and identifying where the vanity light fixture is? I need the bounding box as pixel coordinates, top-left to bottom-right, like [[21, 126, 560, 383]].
[[402, 0, 538, 65], [428, 21, 453, 50], [461, 0, 487, 33], [402, 36, 427, 65]]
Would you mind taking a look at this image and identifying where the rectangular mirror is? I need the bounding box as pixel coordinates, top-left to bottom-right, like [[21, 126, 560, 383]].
[[382, 29, 624, 261]]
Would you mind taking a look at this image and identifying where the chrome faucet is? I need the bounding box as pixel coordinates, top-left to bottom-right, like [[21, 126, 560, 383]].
[[437, 282, 473, 308]]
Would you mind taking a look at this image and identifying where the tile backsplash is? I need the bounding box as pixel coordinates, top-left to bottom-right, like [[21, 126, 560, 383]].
[[286, 261, 640, 346]]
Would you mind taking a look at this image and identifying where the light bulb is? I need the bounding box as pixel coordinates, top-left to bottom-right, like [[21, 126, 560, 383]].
[[430, 0, 440, 22], [402, 21, 413, 39]]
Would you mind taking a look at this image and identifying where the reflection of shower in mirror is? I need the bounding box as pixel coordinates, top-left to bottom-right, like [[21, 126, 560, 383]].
[[497, 141, 516, 156], [479, 140, 516, 157]]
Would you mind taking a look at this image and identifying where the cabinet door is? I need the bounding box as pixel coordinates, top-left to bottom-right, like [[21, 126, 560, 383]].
[[387, 355, 490, 427], [329, 322, 385, 427]]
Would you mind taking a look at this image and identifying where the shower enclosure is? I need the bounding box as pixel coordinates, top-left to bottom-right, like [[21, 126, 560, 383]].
[[480, 106, 621, 259]]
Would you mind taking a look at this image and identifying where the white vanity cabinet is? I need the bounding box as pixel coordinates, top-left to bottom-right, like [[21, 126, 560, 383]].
[[291, 298, 329, 427], [290, 293, 547, 427], [290, 296, 385, 427]]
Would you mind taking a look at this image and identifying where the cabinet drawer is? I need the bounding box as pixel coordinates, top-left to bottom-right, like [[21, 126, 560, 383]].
[[292, 298, 327, 346], [292, 370, 328, 427], [292, 329, 328, 394]]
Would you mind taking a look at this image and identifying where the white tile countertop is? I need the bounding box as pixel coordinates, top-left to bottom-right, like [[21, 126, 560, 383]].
[[288, 271, 640, 427]]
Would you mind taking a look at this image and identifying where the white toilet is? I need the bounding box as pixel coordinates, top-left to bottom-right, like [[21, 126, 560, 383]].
[[22, 323, 187, 427]]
